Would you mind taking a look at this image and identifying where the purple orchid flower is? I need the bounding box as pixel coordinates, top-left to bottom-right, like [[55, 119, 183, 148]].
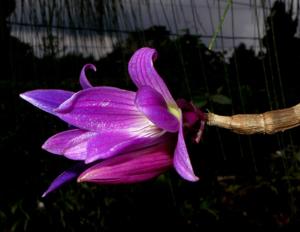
[[20, 47, 203, 196]]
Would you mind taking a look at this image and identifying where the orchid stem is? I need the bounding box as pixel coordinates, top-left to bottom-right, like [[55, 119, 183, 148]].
[[208, 0, 233, 50], [206, 102, 300, 134]]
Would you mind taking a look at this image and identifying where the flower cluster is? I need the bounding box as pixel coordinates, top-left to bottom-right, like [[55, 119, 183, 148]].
[[20, 47, 205, 197]]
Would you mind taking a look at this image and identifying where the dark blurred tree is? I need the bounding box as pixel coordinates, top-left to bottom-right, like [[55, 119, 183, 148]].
[[0, 0, 35, 82], [229, 1, 300, 111], [0, 0, 15, 35], [229, 44, 266, 112], [95, 26, 228, 106], [263, 1, 299, 60], [227, 1, 300, 177], [262, 1, 300, 106], [0, 0, 15, 80]]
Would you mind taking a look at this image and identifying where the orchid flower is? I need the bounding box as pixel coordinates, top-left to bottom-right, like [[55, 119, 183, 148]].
[[20, 47, 204, 196]]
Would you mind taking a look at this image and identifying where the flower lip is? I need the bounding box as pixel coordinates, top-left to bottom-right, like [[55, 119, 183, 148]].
[[167, 104, 181, 121], [135, 86, 180, 133]]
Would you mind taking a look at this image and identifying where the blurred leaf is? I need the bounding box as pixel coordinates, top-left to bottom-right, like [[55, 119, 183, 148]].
[[210, 94, 232, 105], [193, 95, 208, 108], [225, 184, 241, 193], [0, 210, 6, 224], [294, 151, 300, 162], [199, 199, 211, 209], [202, 208, 219, 220], [216, 86, 223, 94], [11, 202, 19, 214]]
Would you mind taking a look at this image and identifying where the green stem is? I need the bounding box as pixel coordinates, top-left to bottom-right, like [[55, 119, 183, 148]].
[[208, 0, 233, 50]]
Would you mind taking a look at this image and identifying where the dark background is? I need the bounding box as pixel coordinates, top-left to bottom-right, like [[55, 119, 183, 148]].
[[1, 0, 300, 231]]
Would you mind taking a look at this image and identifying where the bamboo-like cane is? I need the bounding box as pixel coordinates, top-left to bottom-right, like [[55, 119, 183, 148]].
[[206, 103, 300, 134]]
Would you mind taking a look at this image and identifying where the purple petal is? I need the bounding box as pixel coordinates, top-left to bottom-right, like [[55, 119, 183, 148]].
[[173, 115, 199, 181], [135, 86, 179, 132], [85, 127, 167, 163], [55, 87, 152, 132], [42, 162, 87, 197], [42, 129, 97, 160], [19, 89, 74, 115], [80, 64, 96, 89], [128, 47, 176, 105], [78, 143, 173, 184]]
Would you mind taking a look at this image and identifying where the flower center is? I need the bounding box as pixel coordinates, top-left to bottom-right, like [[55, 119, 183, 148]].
[[167, 104, 181, 120]]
